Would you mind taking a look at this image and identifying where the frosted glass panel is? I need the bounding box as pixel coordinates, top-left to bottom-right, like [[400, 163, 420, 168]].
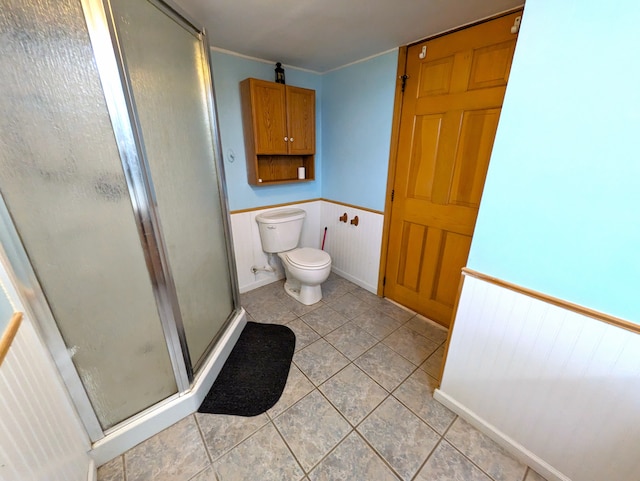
[[112, 0, 234, 365], [0, 0, 177, 429]]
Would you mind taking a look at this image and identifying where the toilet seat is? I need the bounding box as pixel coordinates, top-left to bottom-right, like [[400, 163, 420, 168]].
[[284, 247, 331, 269]]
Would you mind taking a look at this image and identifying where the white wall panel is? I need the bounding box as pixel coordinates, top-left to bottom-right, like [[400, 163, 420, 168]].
[[230, 200, 383, 294], [320, 201, 383, 292], [438, 275, 640, 481], [0, 267, 92, 481], [230, 202, 322, 293]]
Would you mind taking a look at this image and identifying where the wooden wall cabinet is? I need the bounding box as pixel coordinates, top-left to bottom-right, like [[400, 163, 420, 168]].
[[240, 78, 315, 185]]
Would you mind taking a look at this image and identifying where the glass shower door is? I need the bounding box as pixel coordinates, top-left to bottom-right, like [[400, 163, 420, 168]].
[[110, 0, 235, 369]]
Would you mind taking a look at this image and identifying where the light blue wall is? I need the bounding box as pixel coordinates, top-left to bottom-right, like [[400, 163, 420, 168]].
[[211, 49, 398, 213], [210, 51, 323, 211], [468, 1, 640, 322], [321, 51, 398, 212]]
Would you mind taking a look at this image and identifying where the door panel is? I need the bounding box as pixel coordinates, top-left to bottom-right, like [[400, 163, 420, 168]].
[[407, 115, 443, 200], [385, 12, 520, 327], [419, 57, 454, 96], [397, 222, 428, 290], [468, 41, 515, 90], [286, 86, 315, 154], [433, 232, 472, 305], [450, 109, 501, 207], [251, 80, 288, 154]]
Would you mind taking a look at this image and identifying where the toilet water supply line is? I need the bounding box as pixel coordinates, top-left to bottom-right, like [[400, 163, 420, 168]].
[[251, 227, 328, 274], [251, 253, 278, 274]]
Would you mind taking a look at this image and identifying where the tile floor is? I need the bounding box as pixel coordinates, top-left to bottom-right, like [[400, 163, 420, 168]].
[[98, 273, 548, 481]]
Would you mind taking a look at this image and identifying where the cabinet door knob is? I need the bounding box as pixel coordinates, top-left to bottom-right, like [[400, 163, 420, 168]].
[[290, 138, 294, 142], [284, 136, 288, 141]]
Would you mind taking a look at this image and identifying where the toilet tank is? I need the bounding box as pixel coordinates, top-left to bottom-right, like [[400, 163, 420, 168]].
[[255, 208, 306, 253]]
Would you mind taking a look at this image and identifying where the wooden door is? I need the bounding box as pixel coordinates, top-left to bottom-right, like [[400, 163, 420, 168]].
[[248, 79, 288, 154], [384, 12, 520, 327], [285, 86, 316, 154]]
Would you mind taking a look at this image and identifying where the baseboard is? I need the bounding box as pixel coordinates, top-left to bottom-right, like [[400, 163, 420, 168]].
[[433, 389, 571, 481], [87, 459, 96, 481], [331, 267, 376, 293], [239, 273, 284, 294], [239, 266, 377, 295], [90, 309, 247, 466]]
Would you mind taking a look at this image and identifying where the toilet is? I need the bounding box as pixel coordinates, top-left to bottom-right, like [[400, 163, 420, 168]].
[[255, 208, 331, 305]]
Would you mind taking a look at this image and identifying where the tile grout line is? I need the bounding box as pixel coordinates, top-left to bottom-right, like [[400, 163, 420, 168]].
[[192, 413, 215, 466], [283, 332, 399, 477], [248, 278, 532, 481], [406, 417, 465, 481], [245, 297, 446, 418], [273, 368, 366, 474], [192, 411, 271, 469], [270, 408, 335, 477], [408, 436, 445, 481], [352, 388, 441, 481], [240, 278, 461, 480], [312, 333, 442, 480], [349, 428, 405, 481], [443, 420, 517, 481], [349, 401, 403, 478], [388, 389, 450, 436], [289, 299, 448, 436]]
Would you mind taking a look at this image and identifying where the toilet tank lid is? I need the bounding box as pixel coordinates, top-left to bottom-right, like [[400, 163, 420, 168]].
[[256, 208, 306, 224]]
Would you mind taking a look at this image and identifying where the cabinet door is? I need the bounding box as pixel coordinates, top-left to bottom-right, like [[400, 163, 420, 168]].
[[251, 79, 288, 154], [286, 86, 315, 155]]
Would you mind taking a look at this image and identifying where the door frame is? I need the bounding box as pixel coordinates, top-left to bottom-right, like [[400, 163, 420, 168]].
[[377, 46, 407, 295], [377, 7, 524, 298]]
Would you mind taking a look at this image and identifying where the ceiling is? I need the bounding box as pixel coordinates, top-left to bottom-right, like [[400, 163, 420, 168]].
[[174, 0, 523, 72]]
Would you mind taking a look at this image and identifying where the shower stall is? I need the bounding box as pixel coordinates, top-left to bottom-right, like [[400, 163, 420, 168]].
[[0, 0, 242, 457]]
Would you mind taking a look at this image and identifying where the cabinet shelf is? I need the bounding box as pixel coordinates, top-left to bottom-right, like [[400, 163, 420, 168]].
[[240, 78, 315, 186]]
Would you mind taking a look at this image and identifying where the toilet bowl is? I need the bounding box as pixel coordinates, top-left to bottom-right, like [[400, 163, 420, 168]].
[[255, 208, 332, 305], [278, 247, 331, 305]]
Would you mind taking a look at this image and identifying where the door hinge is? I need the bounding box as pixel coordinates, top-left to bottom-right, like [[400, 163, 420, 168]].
[[399, 74, 409, 93], [383, 276, 386, 286], [391, 189, 395, 201]]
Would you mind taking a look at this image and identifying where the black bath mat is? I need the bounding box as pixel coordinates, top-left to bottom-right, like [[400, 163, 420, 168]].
[[198, 321, 295, 417]]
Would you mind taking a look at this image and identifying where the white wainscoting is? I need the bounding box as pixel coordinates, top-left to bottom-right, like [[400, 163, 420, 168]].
[[230, 200, 384, 294], [230, 201, 321, 293], [0, 269, 93, 481], [319, 201, 383, 293], [436, 274, 640, 481]]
